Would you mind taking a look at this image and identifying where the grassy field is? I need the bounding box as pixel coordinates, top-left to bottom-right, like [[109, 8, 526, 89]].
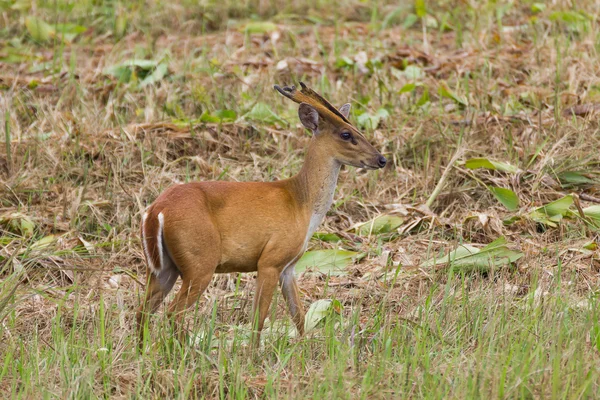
[[1, 0, 600, 398]]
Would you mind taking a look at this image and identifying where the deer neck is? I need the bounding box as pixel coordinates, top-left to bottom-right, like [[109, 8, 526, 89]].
[[289, 137, 341, 239]]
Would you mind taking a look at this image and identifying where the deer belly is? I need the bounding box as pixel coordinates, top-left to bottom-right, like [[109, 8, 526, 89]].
[[216, 238, 263, 273]]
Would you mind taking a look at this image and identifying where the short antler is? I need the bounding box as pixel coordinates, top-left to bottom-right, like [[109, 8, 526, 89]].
[[274, 82, 351, 124]]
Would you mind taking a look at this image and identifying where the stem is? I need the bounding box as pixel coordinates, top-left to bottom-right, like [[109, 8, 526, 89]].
[[4, 111, 10, 175], [425, 147, 463, 209]]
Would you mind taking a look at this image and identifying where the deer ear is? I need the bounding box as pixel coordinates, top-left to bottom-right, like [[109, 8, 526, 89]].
[[298, 103, 319, 132], [339, 103, 351, 119]]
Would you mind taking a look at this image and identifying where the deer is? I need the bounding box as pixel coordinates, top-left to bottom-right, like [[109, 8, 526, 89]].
[[136, 82, 387, 349]]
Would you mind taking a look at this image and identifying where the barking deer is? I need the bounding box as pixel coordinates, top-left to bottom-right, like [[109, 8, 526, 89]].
[[137, 82, 386, 348]]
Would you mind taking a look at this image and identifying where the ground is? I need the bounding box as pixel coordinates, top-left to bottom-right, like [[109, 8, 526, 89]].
[[1, 0, 600, 398]]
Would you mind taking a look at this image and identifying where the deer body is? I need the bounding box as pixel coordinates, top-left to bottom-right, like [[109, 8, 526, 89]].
[[137, 83, 386, 347]]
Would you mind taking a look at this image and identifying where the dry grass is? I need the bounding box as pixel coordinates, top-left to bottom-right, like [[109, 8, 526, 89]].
[[1, 0, 600, 398]]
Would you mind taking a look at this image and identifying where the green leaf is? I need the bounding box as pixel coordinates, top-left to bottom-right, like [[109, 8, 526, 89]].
[[243, 21, 277, 34], [549, 11, 588, 24], [312, 232, 342, 242], [529, 195, 574, 227], [357, 215, 404, 235], [357, 108, 389, 130], [115, 13, 128, 38], [25, 17, 54, 42], [140, 62, 168, 87], [295, 249, 358, 275], [399, 82, 418, 94], [0, 212, 35, 237], [583, 205, 600, 228], [54, 23, 87, 42], [416, 87, 429, 106], [244, 102, 285, 125], [104, 59, 169, 86], [199, 112, 220, 123], [403, 65, 424, 80], [335, 56, 354, 69], [214, 109, 237, 122], [30, 235, 56, 250], [464, 158, 518, 174], [420, 237, 523, 273], [414, 0, 426, 18], [403, 13, 419, 29], [531, 3, 546, 13], [488, 186, 519, 211], [438, 83, 467, 106], [304, 299, 342, 332], [558, 171, 595, 186]]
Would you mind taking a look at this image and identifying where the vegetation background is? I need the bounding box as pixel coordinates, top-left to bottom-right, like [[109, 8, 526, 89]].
[[1, 0, 600, 398]]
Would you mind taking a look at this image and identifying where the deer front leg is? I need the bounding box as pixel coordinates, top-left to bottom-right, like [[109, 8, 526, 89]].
[[251, 266, 279, 348], [279, 266, 305, 336]]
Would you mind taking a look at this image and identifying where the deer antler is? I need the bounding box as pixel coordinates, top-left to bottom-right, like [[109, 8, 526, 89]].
[[274, 82, 351, 124]]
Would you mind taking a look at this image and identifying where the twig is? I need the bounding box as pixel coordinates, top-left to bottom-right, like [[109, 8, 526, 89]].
[[581, 193, 600, 204]]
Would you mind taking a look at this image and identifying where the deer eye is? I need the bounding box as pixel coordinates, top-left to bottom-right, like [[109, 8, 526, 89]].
[[340, 131, 352, 141]]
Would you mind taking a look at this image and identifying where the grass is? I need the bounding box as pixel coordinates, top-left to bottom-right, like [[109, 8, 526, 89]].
[[1, 0, 600, 398]]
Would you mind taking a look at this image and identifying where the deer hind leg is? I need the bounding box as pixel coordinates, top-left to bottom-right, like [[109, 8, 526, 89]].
[[165, 254, 219, 343], [279, 265, 305, 336], [136, 260, 179, 347], [137, 214, 180, 348]]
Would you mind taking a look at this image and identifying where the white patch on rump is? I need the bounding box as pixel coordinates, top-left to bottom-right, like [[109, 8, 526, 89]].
[[142, 212, 157, 273], [156, 212, 165, 275]]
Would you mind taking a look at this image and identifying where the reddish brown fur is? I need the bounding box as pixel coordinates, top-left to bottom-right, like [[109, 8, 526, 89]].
[[136, 83, 385, 349]]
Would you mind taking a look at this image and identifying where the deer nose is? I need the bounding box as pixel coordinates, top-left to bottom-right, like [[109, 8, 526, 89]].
[[377, 155, 387, 168]]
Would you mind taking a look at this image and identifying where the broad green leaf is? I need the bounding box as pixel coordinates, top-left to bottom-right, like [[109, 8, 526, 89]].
[[199, 112, 220, 123], [488, 186, 519, 211], [335, 56, 354, 69], [416, 87, 429, 106], [295, 249, 358, 275], [357, 215, 404, 235], [104, 59, 169, 86], [312, 232, 342, 242], [30, 235, 56, 250], [357, 108, 389, 130], [0, 212, 35, 237], [140, 62, 168, 87], [54, 23, 87, 42], [214, 109, 237, 122], [381, 5, 410, 30], [25, 17, 54, 42], [420, 236, 523, 273], [244, 102, 285, 125], [243, 21, 277, 34], [549, 11, 589, 24], [583, 205, 600, 227], [103, 65, 132, 82], [464, 158, 518, 173], [403, 65, 424, 80], [115, 13, 128, 38], [529, 195, 574, 227], [438, 83, 467, 106], [423, 14, 438, 28], [558, 171, 595, 186], [414, 0, 426, 18], [399, 82, 418, 94], [403, 13, 419, 29], [304, 299, 342, 332], [531, 3, 546, 13]]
